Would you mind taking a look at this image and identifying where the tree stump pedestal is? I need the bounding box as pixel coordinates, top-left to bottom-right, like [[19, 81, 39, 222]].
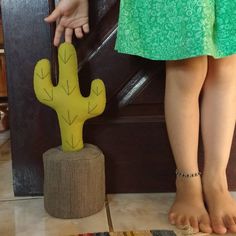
[[43, 143, 105, 219]]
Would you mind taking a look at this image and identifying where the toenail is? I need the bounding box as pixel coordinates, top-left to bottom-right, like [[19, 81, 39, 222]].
[[214, 227, 227, 234], [200, 223, 212, 233]]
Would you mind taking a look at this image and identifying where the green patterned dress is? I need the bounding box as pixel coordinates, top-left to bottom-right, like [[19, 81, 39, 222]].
[[114, 0, 236, 60]]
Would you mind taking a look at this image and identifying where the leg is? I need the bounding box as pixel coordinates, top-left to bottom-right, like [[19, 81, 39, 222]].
[[165, 56, 212, 233], [201, 54, 236, 234]]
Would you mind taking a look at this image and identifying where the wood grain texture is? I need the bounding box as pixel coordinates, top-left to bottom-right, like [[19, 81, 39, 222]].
[[1, 0, 58, 195]]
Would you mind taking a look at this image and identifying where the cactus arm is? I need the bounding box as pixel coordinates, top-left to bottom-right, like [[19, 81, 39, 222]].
[[86, 79, 106, 118], [33, 59, 56, 109]]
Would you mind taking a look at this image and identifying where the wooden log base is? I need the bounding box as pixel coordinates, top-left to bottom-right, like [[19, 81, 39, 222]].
[[43, 143, 105, 219]]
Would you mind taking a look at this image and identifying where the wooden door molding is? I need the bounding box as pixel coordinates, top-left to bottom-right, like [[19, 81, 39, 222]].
[[1, 0, 57, 195]]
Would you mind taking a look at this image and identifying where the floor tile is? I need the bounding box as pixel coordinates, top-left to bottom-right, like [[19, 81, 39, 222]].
[[107, 193, 236, 236], [1, 135, 236, 235], [0, 130, 10, 146], [0, 160, 14, 199], [0, 198, 109, 236], [107, 193, 176, 232], [0, 139, 11, 161]]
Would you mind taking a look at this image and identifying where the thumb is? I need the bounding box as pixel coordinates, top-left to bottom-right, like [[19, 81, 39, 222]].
[[44, 8, 61, 22]]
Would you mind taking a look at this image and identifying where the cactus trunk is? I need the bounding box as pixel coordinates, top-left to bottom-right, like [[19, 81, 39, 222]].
[[57, 113, 84, 151]]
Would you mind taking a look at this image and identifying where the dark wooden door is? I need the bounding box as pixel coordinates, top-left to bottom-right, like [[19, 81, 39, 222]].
[[1, 0, 236, 196]]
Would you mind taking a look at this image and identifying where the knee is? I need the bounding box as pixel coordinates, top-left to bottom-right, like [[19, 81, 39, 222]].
[[206, 55, 236, 86], [165, 56, 208, 97]]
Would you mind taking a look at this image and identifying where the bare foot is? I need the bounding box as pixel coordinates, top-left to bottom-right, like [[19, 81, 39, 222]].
[[168, 176, 212, 233], [203, 173, 236, 234]]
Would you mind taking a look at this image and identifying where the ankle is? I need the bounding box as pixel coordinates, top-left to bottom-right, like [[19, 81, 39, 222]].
[[175, 177, 205, 204], [176, 175, 202, 194], [202, 167, 226, 178], [202, 171, 228, 193]]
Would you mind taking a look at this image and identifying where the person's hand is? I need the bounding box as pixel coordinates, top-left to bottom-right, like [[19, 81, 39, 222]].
[[44, 0, 89, 46]]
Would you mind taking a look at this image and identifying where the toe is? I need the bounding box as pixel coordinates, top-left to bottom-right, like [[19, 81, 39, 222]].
[[189, 216, 199, 233], [211, 216, 227, 234], [199, 215, 212, 234], [182, 215, 190, 228], [168, 212, 176, 225], [224, 215, 236, 233], [176, 215, 188, 229], [229, 224, 236, 233]]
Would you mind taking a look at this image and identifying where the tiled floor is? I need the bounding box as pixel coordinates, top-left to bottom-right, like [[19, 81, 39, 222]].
[[0, 130, 236, 236]]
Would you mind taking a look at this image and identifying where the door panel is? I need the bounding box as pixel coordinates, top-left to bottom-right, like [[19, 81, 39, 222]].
[[1, 0, 57, 195], [1, 0, 236, 195]]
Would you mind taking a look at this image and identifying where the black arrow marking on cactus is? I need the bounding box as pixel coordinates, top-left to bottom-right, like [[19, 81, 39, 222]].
[[61, 80, 76, 96], [92, 86, 103, 96], [59, 49, 73, 64], [36, 68, 49, 80], [43, 88, 53, 101], [62, 110, 78, 126], [66, 135, 80, 149], [88, 101, 98, 114]]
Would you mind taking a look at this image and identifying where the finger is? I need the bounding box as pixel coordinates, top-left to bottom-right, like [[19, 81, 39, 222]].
[[60, 16, 73, 28], [65, 28, 73, 44], [44, 8, 61, 23], [54, 24, 65, 47], [75, 27, 84, 39], [66, 17, 88, 29], [82, 23, 90, 34]]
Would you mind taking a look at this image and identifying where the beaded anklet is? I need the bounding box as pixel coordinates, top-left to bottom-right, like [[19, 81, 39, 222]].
[[175, 169, 201, 178]]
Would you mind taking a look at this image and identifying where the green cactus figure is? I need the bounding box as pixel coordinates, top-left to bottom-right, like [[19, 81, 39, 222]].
[[33, 42, 106, 152]]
